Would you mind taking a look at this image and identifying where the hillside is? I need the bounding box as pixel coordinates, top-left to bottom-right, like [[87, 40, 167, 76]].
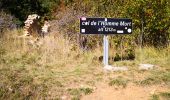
[[0, 0, 170, 100]]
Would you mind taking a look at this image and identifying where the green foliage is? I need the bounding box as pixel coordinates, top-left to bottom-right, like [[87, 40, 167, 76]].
[[112, 36, 136, 61], [0, 11, 18, 35], [126, 0, 170, 47], [1, 0, 170, 48], [0, 0, 60, 22]]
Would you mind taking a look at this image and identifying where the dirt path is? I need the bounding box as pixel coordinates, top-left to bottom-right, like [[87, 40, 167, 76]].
[[82, 83, 169, 100]]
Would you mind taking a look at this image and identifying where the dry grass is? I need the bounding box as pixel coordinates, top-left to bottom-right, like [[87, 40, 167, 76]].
[[0, 29, 170, 99], [135, 46, 170, 68], [0, 29, 102, 99]]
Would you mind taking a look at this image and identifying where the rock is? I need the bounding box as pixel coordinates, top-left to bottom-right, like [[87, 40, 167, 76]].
[[104, 65, 128, 71], [104, 65, 113, 70], [42, 21, 50, 33], [8, 87, 13, 92], [61, 95, 67, 100], [112, 66, 128, 71], [139, 64, 154, 70], [150, 89, 156, 95]]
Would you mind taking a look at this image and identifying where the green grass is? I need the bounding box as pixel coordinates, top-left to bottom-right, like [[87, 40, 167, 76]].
[[0, 68, 49, 99], [67, 87, 93, 99], [150, 92, 170, 100], [137, 71, 170, 86], [150, 94, 160, 100], [135, 46, 170, 68], [108, 77, 129, 88], [159, 92, 170, 99]]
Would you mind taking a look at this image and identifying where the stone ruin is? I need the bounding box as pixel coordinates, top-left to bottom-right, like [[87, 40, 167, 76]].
[[23, 14, 50, 37], [22, 14, 50, 47]]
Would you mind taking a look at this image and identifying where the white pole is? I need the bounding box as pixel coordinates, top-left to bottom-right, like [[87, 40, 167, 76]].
[[103, 35, 109, 66], [106, 35, 109, 65], [103, 35, 106, 65]]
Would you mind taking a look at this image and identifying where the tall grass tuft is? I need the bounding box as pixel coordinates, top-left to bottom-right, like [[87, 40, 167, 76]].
[[135, 46, 170, 68]]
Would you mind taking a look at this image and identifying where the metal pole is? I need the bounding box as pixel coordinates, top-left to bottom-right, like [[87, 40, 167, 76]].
[[121, 36, 123, 61], [103, 35, 106, 65], [103, 35, 109, 66], [106, 35, 109, 65]]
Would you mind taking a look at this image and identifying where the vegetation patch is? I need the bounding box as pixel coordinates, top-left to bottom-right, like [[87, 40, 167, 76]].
[[67, 87, 93, 99], [137, 72, 170, 86], [108, 77, 129, 88], [159, 92, 170, 99], [150, 92, 170, 100], [150, 94, 160, 100], [0, 0, 170, 99], [0, 69, 49, 99]]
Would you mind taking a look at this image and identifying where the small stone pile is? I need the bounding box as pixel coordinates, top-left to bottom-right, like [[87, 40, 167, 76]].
[[23, 14, 40, 36]]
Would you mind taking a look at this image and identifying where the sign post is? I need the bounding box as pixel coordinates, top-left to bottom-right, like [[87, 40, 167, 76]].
[[103, 35, 109, 65], [80, 17, 132, 66]]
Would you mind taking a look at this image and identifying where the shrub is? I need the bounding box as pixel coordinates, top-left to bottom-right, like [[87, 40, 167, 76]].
[[109, 77, 129, 88], [126, 0, 170, 47], [0, 11, 17, 37], [0, 0, 61, 22]]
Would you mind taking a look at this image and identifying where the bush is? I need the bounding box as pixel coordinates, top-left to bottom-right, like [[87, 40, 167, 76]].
[[0, 11, 17, 37], [126, 0, 170, 47], [109, 77, 129, 88], [0, 0, 61, 22]]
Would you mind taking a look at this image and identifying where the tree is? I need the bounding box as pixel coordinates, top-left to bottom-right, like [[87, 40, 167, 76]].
[[126, 0, 170, 47], [0, 0, 60, 23]]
